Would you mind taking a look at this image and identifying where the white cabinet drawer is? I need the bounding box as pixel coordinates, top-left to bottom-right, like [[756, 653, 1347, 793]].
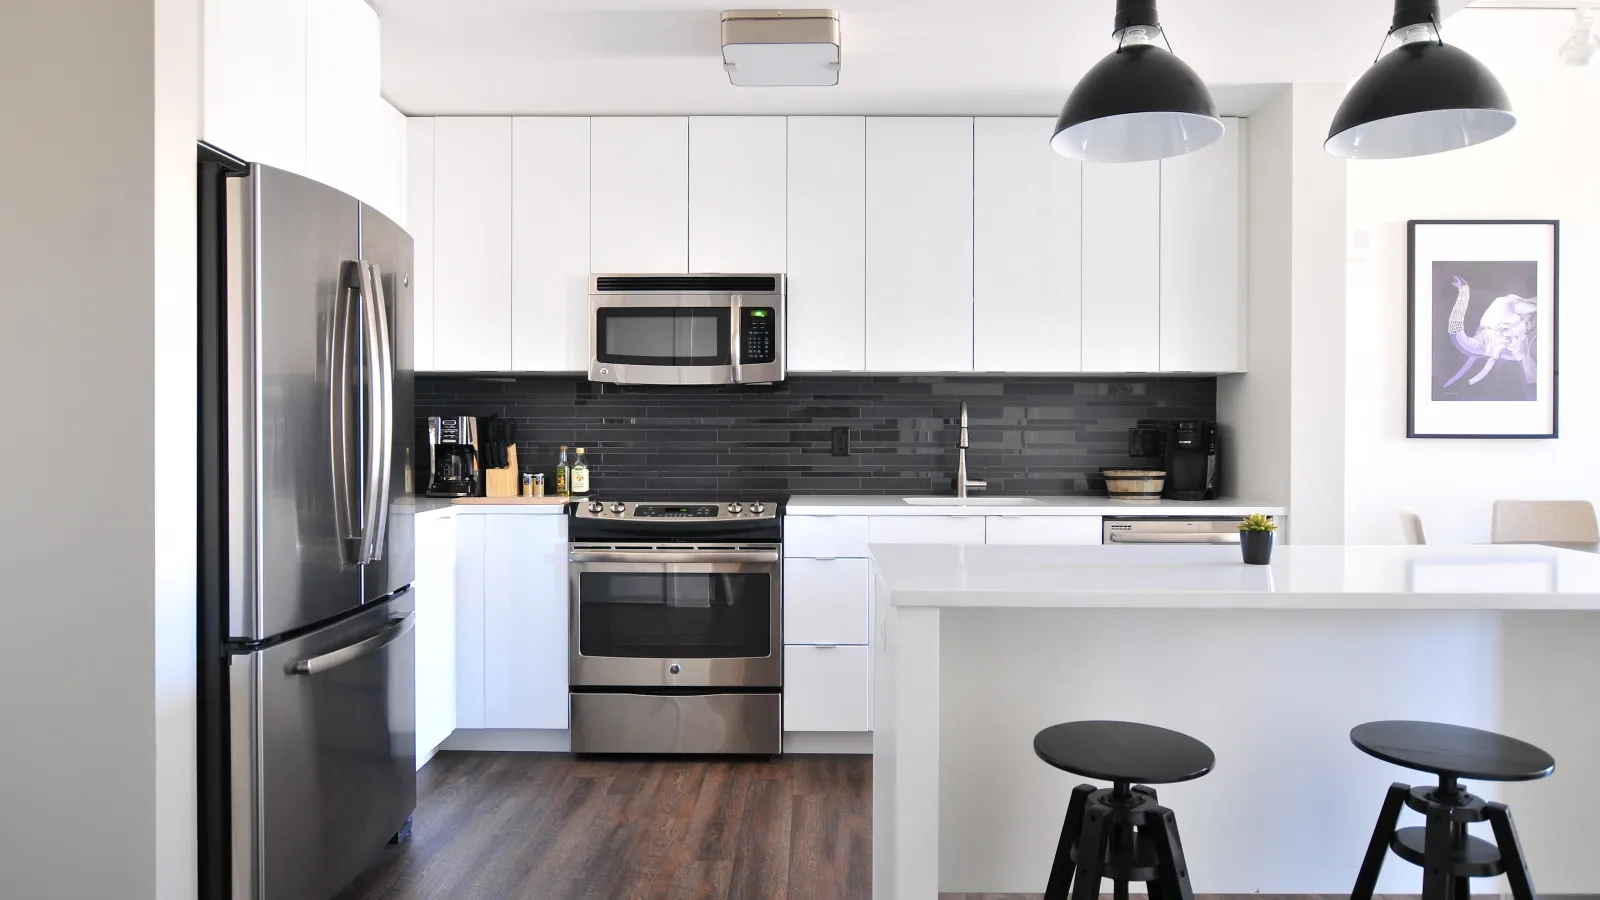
[[869, 515, 986, 545], [784, 558, 870, 645], [985, 516, 1103, 546], [784, 646, 870, 733], [784, 515, 869, 558]]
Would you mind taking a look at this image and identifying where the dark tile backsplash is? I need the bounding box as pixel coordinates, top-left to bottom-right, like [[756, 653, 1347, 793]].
[[416, 374, 1217, 500]]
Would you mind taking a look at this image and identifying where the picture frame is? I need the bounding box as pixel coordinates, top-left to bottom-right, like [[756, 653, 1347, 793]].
[[1407, 220, 1560, 439]]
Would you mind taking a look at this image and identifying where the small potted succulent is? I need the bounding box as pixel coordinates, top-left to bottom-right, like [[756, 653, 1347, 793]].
[[1238, 514, 1277, 565]]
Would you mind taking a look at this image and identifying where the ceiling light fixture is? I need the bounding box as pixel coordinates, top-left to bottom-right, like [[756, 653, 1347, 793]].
[[1051, 0, 1224, 164], [1326, 0, 1516, 159], [721, 9, 841, 87], [1560, 4, 1599, 65]]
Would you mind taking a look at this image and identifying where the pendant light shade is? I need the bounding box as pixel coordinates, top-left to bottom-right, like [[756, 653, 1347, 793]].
[[1052, 0, 1223, 164], [1326, 0, 1515, 159]]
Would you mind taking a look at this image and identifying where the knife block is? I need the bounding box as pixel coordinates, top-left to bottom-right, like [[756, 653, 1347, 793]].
[[482, 444, 521, 498]]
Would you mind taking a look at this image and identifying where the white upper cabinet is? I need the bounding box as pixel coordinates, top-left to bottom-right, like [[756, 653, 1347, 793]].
[[1081, 160, 1160, 372], [304, 0, 380, 204], [591, 118, 689, 274], [202, 0, 306, 174], [787, 117, 866, 372], [974, 118, 1083, 373], [865, 117, 975, 373], [689, 117, 787, 273], [1160, 119, 1246, 373], [512, 117, 591, 372], [432, 118, 513, 371], [406, 119, 436, 371]]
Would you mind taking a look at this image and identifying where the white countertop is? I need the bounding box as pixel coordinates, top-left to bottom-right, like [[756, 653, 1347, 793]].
[[785, 495, 1285, 517], [413, 501, 568, 517], [871, 543, 1600, 610]]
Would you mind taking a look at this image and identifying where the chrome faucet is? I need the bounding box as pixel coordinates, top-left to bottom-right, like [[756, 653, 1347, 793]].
[[956, 401, 987, 499]]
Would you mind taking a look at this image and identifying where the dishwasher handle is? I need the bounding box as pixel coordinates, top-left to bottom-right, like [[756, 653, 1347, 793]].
[[1107, 532, 1241, 545]]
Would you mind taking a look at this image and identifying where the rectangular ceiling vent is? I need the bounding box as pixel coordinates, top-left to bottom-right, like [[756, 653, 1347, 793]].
[[721, 9, 841, 86]]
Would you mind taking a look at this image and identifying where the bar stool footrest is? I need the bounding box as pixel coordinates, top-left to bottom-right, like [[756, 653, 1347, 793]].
[[1390, 826, 1505, 878]]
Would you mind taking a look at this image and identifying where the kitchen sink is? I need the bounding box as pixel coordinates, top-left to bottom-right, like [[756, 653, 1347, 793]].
[[901, 497, 1045, 507]]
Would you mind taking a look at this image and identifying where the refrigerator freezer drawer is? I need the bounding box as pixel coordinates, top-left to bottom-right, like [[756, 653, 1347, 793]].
[[231, 591, 416, 900], [570, 691, 782, 755]]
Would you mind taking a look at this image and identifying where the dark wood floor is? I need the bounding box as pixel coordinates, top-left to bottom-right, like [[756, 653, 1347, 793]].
[[336, 751, 871, 900], [338, 751, 1434, 900]]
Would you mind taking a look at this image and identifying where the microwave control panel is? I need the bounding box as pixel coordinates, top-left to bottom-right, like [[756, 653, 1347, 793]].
[[740, 307, 777, 364]]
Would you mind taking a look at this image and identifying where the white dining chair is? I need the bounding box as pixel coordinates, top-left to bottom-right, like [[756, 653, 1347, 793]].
[[1490, 500, 1600, 544], [1398, 509, 1427, 545]]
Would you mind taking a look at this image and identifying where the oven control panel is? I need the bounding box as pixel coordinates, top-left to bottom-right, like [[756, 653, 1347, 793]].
[[576, 499, 778, 521]]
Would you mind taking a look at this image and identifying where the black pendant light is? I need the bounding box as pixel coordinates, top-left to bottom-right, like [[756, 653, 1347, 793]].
[[1051, 0, 1223, 164], [1326, 0, 1515, 159]]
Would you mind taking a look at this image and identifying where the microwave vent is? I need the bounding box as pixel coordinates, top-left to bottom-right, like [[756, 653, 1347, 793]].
[[593, 275, 780, 293]]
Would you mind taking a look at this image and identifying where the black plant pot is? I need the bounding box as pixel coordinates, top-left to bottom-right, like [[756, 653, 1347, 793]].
[[1240, 530, 1274, 565]]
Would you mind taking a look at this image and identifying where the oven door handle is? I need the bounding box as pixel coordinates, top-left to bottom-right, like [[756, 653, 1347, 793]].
[[569, 549, 781, 565]]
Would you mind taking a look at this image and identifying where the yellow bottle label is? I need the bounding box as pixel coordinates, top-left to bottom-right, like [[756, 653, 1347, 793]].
[[572, 466, 589, 494]]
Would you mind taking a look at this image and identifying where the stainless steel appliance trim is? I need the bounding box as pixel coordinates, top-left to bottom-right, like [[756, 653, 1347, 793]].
[[229, 645, 263, 900], [730, 291, 743, 385], [569, 545, 783, 688], [290, 611, 416, 675], [227, 172, 262, 639], [363, 260, 395, 562], [357, 261, 386, 564], [573, 500, 779, 522], [331, 260, 363, 566], [1108, 532, 1241, 545], [569, 548, 780, 564], [569, 691, 782, 755]]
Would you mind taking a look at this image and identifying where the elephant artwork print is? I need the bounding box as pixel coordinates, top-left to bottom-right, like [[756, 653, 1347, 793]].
[[1408, 221, 1560, 438]]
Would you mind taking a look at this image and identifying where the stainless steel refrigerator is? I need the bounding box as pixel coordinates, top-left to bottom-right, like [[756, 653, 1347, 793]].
[[198, 145, 416, 900]]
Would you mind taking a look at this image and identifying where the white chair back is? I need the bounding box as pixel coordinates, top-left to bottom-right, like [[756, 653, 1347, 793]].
[[1490, 500, 1600, 544], [1399, 509, 1427, 545]]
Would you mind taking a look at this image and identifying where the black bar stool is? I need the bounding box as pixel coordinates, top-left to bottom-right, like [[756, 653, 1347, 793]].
[[1033, 720, 1215, 900], [1350, 720, 1555, 900]]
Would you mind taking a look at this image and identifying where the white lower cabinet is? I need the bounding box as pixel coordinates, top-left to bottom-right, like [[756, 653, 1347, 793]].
[[452, 511, 569, 731], [984, 516, 1102, 546], [868, 515, 986, 545], [482, 514, 569, 729], [415, 512, 457, 765], [784, 646, 870, 733], [784, 558, 870, 645]]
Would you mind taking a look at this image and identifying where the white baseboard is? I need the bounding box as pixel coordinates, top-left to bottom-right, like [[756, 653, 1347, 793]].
[[432, 729, 872, 755], [439, 729, 571, 752], [782, 731, 872, 754]]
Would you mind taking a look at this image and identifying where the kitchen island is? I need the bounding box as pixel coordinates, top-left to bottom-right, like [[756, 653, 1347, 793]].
[[871, 543, 1600, 899]]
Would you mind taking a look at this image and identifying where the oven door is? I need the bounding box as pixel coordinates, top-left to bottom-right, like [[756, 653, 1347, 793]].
[[589, 296, 736, 386], [569, 545, 782, 688]]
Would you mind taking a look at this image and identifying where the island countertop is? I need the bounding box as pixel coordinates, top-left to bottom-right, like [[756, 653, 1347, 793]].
[[871, 542, 1600, 610]]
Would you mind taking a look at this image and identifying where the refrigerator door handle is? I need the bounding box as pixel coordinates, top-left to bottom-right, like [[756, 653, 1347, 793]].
[[356, 260, 386, 564], [330, 261, 365, 565], [290, 612, 415, 675], [366, 261, 395, 562]]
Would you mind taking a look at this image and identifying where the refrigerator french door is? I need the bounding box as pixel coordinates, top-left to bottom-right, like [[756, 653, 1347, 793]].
[[198, 145, 416, 900]]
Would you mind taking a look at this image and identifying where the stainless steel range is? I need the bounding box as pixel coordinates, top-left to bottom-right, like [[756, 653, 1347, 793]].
[[568, 499, 782, 755]]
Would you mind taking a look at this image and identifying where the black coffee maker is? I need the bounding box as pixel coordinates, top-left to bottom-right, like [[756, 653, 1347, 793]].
[[1128, 419, 1220, 501], [421, 415, 481, 498]]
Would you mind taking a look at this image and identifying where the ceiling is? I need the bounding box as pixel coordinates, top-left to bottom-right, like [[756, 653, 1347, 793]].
[[377, 0, 1474, 117]]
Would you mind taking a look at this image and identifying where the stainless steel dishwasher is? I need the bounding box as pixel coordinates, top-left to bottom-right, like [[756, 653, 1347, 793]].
[[1102, 518, 1243, 545]]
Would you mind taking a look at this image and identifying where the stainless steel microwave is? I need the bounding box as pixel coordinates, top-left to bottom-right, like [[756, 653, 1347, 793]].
[[588, 274, 785, 385]]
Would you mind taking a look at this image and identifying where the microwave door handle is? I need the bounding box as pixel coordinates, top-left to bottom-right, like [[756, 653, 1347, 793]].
[[330, 261, 364, 565], [729, 293, 743, 385]]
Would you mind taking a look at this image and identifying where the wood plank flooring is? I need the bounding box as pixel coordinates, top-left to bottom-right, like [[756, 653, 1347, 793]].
[[335, 751, 871, 900], [338, 751, 1431, 900]]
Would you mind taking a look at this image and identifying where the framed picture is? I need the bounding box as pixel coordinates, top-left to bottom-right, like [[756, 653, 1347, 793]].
[[1408, 220, 1559, 439]]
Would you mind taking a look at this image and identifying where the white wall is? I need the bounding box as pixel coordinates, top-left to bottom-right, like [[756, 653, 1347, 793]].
[[1219, 84, 1348, 541], [0, 1, 199, 898], [1344, 77, 1600, 544]]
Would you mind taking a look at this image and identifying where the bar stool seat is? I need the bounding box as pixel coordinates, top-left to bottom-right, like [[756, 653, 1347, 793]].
[[1034, 721, 1214, 900], [1350, 720, 1554, 900]]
